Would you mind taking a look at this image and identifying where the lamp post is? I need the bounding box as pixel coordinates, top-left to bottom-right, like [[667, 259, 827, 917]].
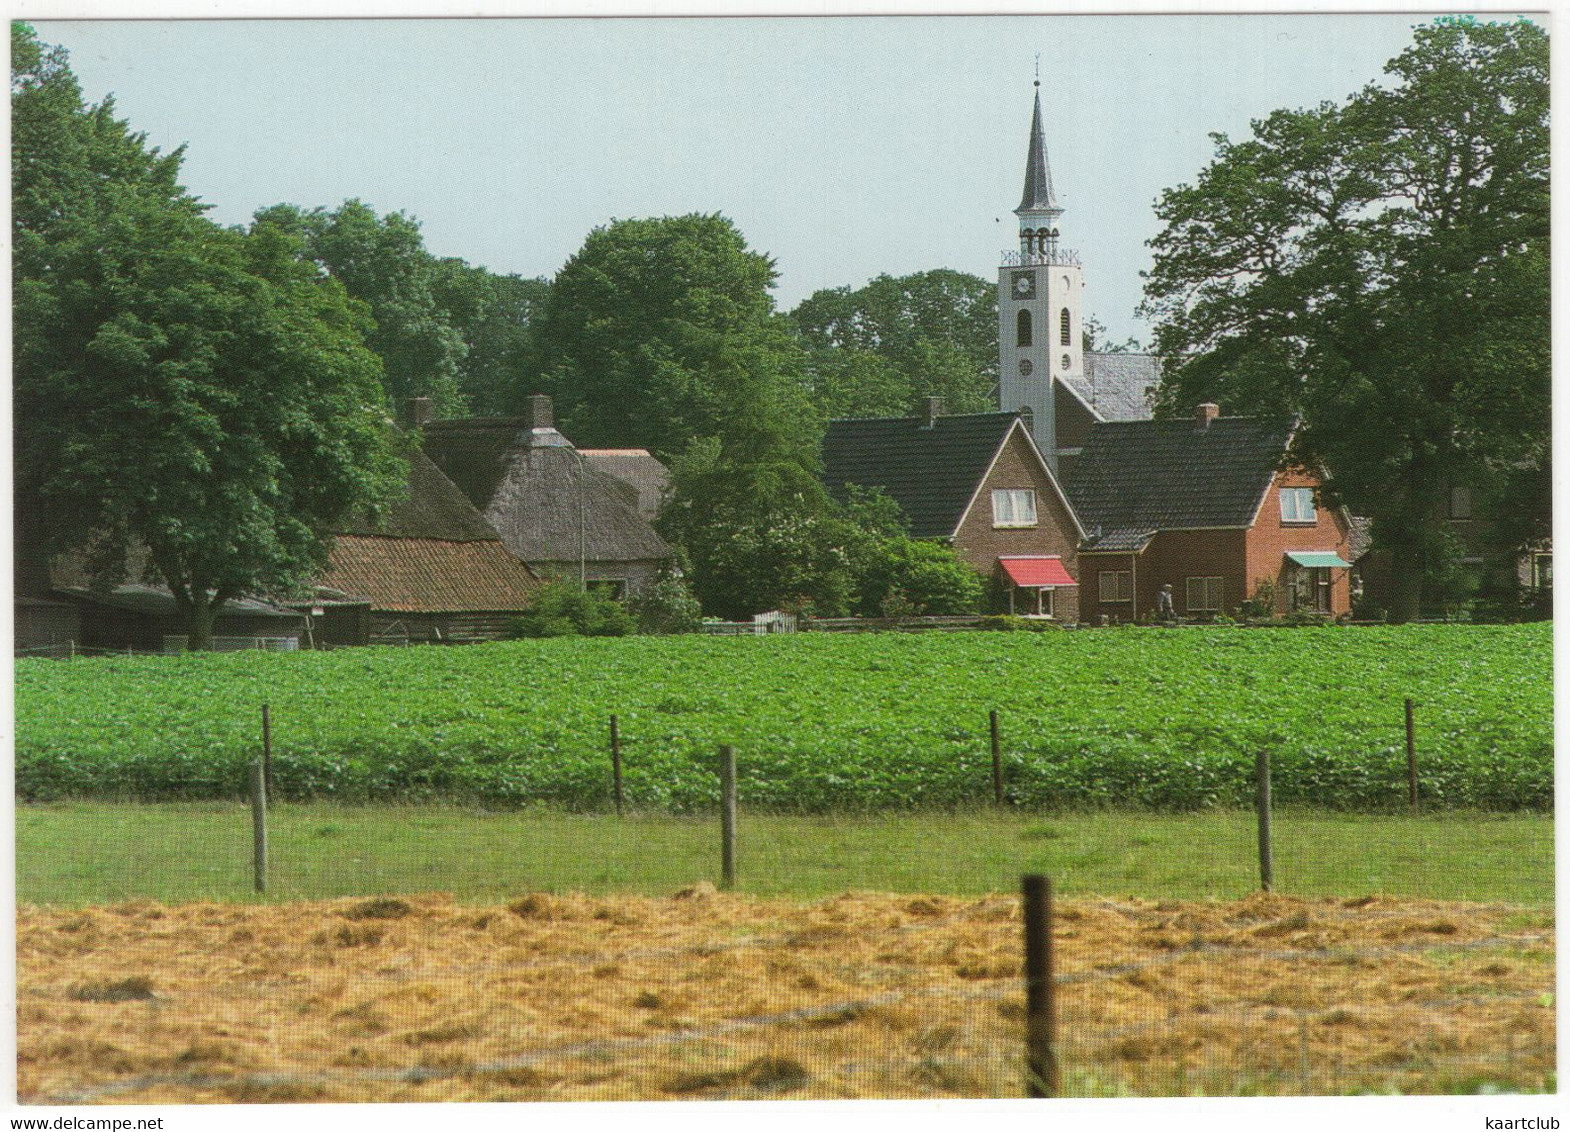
[[570, 447, 587, 590]]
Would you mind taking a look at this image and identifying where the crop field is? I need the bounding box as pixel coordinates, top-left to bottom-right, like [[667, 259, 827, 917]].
[[17, 889, 1555, 1102], [15, 624, 1551, 811]]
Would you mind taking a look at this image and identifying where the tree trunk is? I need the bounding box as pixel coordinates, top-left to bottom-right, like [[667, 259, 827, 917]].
[[186, 590, 217, 651], [1384, 524, 1427, 625]]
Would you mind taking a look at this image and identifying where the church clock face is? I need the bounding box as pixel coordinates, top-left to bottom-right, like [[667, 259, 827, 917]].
[[1018, 358, 1033, 376], [1011, 270, 1036, 300]]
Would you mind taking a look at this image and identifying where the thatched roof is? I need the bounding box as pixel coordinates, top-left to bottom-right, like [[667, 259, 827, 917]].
[[580, 449, 670, 521], [323, 440, 540, 613], [338, 447, 498, 541], [421, 419, 672, 566]]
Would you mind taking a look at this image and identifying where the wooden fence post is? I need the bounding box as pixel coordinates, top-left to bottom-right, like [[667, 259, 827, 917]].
[[1255, 751, 1273, 892], [250, 759, 268, 894], [262, 703, 273, 804], [1022, 873, 1059, 1097], [610, 714, 624, 817], [990, 709, 1004, 807], [1404, 698, 1418, 814], [718, 745, 737, 890]]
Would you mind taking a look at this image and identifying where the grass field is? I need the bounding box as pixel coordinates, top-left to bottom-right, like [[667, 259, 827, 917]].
[[17, 889, 1556, 1102], [13, 624, 1554, 810], [17, 803, 1555, 907]]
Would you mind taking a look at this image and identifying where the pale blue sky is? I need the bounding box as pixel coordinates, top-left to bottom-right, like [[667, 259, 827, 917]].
[[29, 13, 1534, 344]]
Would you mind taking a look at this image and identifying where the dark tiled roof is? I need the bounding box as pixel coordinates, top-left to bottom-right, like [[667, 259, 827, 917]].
[[1067, 416, 1293, 541], [421, 420, 672, 565], [54, 583, 302, 620], [821, 413, 1019, 538], [324, 536, 540, 614], [1348, 515, 1375, 561], [1063, 353, 1163, 423]]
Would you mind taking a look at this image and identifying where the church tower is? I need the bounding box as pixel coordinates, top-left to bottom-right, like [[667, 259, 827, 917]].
[[997, 80, 1084, 470]]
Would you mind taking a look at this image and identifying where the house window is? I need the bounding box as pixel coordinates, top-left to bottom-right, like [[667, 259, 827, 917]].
[[991, 489, 1037, 528], [1016, 309, 1032, 348], [1288, 567, 1331, 613], [1279, 487, 1317, 524], [1099, 570, 1132, 603], [1449, 485, 1473, 520], [1060, 307, 1071, 346], [1534, 554, 1552, 590], [588, 579, 628, 601], [1186, 576, 1223, 614]]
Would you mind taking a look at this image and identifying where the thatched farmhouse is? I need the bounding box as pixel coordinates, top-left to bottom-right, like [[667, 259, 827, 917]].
[[305, 444, 543, 646], [419, 396, 674, 599]]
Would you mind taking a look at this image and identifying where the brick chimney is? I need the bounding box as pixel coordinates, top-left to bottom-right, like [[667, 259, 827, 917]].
[[523, 394, 554, 431], [404, 396, 434, 429], [922, 396, 944, 429], [1195, 402, 1220, 431]]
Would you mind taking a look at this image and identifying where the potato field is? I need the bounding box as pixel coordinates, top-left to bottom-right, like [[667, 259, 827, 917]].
[[15, 623, 1552, 811]]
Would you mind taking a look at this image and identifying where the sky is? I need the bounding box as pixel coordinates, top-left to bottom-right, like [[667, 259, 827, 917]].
[[25, 11, 1540, 349]]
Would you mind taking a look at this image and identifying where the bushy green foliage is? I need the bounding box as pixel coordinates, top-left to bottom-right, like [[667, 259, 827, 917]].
[[14, 625, 1551, 811], [510, 580, 635, 638], [626, 572, 703, 635], [855, 537, 984, 617]]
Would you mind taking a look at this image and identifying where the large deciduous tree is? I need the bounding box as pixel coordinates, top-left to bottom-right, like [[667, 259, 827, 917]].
[[1140, 20, 1548, 622], [252, 199, 471, 416], [13, 25, 406, 648], [532, 213, 817, 458], [790, 269, 998, 420]]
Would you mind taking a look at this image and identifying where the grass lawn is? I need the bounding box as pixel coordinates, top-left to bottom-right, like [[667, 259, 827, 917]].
[[16, 802, 1554, 907]]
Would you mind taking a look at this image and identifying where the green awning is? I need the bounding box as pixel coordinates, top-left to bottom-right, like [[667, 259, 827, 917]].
[[1287, 551, 1352, 569]]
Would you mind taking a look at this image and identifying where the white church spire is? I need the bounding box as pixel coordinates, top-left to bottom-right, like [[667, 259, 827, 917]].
[[998, 77, 1086, 471]]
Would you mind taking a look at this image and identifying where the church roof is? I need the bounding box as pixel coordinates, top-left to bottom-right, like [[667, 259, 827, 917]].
[[1017, 85, 1059, 214], [1061, 353, 1164, 423]]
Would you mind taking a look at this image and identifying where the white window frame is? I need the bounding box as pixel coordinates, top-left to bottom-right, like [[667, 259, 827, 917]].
[[991, 488, 1038, 529], [1279, 487, 1317, 524], [1099, 570, 1132, 603], [1186, 576, 1223, 613]]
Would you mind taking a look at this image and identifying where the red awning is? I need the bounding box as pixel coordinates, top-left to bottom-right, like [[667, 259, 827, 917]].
[[999, 556, 1076, 587]]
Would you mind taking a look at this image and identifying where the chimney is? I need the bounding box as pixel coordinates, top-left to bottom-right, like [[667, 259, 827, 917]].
[[1195, 402, 1220, 431], [523, 394, 554, 431], [922, 396, 945, 429], [404, 396, 434, 429]]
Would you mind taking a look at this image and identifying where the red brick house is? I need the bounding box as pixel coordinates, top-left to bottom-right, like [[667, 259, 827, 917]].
[[1066, 404, 1354, 622], [822, 400, 1084, 618]]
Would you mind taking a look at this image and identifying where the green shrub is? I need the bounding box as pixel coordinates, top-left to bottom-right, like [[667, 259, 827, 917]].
[[511, 580, 635, 638]]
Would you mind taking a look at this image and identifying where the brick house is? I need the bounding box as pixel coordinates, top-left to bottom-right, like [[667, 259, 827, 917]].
[[822, 399, 1084, 618], [1066, 404, 1354, 621]]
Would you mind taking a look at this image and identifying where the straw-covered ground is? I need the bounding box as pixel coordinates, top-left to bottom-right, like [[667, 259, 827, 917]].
[[17, 889, 1555, 1102]]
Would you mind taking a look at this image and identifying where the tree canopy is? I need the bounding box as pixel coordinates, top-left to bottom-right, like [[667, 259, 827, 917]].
[[1139, 20, 1548, 621], [13, 25, 407, 647], [790, 269, 998, 420]]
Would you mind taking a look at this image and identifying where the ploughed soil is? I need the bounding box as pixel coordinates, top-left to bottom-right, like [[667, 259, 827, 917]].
[[17, 890, 1555, 1103]]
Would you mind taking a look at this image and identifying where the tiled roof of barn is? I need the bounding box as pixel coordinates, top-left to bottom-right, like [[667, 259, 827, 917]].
[[322, 535, 540, 613], [1067, 415, 1293, 544], [821, 412, 1020, 538]]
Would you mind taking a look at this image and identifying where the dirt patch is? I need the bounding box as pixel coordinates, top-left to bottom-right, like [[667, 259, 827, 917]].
[[16, 891, 1554, 1103]]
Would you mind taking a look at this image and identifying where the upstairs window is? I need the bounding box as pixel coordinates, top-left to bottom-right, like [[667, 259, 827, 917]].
[[1060, 307, 1072, 346], [1016, 309, 1032, 348], [1279, 487, 1317, 524], [991, 489, 1038, 528]]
